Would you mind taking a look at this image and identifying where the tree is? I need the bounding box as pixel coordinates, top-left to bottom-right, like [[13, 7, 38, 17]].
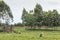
[[24, 13, 36, 28], [14, 23, 23, 27], [43, 10, 60, 27], [0, 1, 13, 25], [22, 8, 28, 26], [52, 10, 60, 26], [42, 11, 48, 26], [21, 3, 60, 29], [0, 1, 13, 32], [34, 3, 43, 27]]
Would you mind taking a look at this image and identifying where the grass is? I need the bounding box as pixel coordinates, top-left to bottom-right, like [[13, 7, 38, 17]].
[[0, 27, 60, 40]]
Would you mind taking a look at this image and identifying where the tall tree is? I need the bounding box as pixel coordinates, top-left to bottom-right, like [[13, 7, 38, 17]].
[[52, 10, 60, 26], [34, 3, 43, 27], [0, 1, 13, 25], [24, 13, 36, 28], [22, 8, 28, 26]]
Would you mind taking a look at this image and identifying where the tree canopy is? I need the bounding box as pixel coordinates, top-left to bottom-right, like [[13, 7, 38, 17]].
[[22, 3, 60, 28], [0, 1, 13, 25]]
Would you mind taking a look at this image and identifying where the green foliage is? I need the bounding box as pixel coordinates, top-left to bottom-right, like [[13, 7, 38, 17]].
[[42, 10, 60, 26], [24, 13, 36, 26], [14, 23, 23, 26], [22, 3, 60, 28], [34, 4, 43, 27], [22, 8, 28, 26], [34, 3, 42, 15], [0, 1, 13, 25]]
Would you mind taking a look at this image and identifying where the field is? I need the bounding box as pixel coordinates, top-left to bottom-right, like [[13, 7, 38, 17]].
[[0, 27, 60, 40]]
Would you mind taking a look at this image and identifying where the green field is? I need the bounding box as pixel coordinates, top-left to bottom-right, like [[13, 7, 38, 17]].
[[0, 27, 60, 40]]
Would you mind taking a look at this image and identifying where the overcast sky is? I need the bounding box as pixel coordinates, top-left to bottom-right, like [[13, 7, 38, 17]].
[[3, 0, 60, 24]]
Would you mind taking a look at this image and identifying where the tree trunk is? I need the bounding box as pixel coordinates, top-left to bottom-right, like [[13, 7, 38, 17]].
[[31, 26, 33, 29]]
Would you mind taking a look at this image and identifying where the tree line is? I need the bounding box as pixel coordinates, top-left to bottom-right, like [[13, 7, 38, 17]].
[[0, 0, 60, 28], [22, 3, 60, 28]]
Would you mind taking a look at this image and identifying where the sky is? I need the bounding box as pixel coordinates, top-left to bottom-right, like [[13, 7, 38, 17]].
[[3, 0, 60, 24]]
